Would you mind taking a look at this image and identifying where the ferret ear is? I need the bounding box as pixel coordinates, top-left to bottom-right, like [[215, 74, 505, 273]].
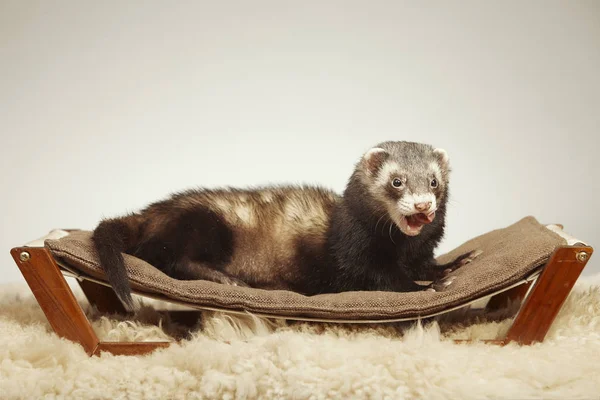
[[433, 148, 449, 171], [363, 147, 389, 175]]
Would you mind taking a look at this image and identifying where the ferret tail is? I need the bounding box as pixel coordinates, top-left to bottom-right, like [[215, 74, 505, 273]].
[[91, 214, 142, 312]]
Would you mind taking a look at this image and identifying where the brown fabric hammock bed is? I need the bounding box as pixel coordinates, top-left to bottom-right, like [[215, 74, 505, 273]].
[[10, 216, 593, 357]]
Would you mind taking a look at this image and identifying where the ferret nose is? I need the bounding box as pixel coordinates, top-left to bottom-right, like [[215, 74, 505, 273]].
[[414, 202, 432, 212]]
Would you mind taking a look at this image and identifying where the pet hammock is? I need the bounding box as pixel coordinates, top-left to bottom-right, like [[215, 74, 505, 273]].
[[10, 217, 593, 357]]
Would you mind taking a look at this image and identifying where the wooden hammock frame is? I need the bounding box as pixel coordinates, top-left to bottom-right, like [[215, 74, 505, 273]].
[[9, 239, 593, 357]]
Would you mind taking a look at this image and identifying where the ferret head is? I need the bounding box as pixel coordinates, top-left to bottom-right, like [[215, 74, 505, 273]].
[[359, 141, 450, 237]]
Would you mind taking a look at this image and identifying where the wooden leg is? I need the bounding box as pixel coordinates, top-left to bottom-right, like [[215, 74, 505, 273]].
[[485, 281, 533, 312], [505, 245, 593, 345], [11, 247, 170, 356], [11, 247, 100, 355], [78, 279, 128, 315]]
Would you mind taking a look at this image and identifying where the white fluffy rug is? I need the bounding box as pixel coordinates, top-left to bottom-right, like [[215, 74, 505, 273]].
[[1, 275, 600, 400]]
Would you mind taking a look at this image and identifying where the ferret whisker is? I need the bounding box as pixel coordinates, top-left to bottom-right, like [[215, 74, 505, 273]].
[[382, 216, 391, 236], [374, 213, 386, 234], [389, 220, 396, 245]]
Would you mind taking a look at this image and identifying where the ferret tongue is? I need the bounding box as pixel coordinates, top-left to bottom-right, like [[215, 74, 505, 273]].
[[407, 212, 436, 227]]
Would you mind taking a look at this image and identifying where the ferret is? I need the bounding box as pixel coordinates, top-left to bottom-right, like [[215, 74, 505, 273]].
[[93, 141, 479, 311]]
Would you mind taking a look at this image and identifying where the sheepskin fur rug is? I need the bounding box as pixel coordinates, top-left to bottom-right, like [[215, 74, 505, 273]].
[[1, 275, 600, 400]]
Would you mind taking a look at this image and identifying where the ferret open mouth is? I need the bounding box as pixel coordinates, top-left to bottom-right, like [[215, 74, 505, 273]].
[[399, 212, 436, 236]]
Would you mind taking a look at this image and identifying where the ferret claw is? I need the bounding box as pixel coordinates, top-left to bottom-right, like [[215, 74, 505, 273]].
[[462, 249, 483, 265], [442, 276, 455, 287], [220, 276, 250, 287], [430, 275, 455, 292]]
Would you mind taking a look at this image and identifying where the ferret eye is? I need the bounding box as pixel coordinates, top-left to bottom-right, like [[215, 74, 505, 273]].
[[431, 178, 438, 188], [392, 178, 403, 188]]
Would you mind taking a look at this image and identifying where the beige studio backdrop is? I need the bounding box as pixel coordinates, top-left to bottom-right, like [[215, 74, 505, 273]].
[[1, 1, 599, 284]]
